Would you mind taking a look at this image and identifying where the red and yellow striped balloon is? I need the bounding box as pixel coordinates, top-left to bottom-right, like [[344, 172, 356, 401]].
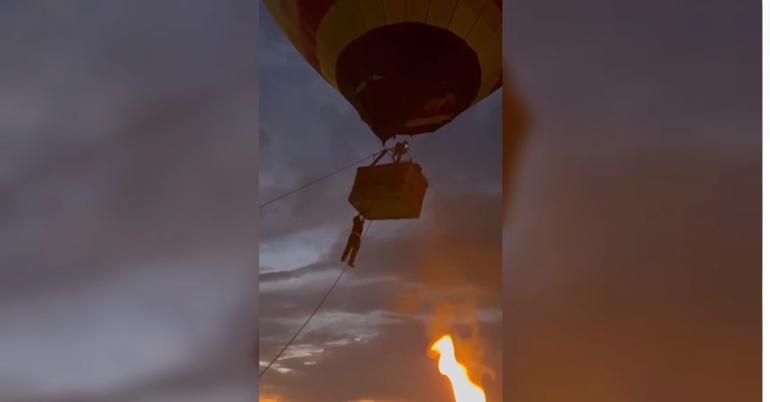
[[264, 0, 502, 143]]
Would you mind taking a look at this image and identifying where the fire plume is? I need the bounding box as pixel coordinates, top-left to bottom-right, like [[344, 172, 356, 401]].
[[430, 335, 486, 402]]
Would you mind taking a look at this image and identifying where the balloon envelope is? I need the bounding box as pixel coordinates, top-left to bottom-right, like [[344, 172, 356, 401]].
[[264, 0, 502, 143]]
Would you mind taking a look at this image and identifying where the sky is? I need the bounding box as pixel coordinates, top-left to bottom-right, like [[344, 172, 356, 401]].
[[0, 1, 759, 402], [503, 0, 760, 400], [0, 2, 259, 401], [259, 4, 503, 402]]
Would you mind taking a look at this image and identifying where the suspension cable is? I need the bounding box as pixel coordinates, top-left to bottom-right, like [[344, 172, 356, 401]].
[[260, 152, 379, 209], [259, 221, 374, 378]]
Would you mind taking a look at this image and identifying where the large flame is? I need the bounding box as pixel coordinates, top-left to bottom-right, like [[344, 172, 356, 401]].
[[430, 335, 486, 402]]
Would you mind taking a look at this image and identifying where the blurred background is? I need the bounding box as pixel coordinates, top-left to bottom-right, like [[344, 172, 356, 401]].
[[503, 0, 760, 401], [0, 2, 259, 401]]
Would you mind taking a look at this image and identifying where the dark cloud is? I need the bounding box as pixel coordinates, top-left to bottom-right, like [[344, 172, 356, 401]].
[[1, 2, 259, 401], [504, 0, 759, 400], [259, 194, 502, 350], [506, 149, 760, 402], [264, 318, 501, 402]]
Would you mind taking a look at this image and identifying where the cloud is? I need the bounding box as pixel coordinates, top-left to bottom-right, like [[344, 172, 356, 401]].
[[264, 317, 500, 402], [259, 192, 503, 402], [503, 1, 759, 401], [0, 2, 259, 401], [258, 4, 504, 402]]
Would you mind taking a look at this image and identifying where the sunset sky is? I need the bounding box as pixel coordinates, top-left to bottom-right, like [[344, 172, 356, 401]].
[[0, 1, 759, 402], [504, 1, 760, 400], [0, 2, 259, 401], [259, 3, 503, 401]]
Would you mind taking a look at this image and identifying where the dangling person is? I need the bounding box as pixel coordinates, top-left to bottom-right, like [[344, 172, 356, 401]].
[[341, 214, 365, 267]]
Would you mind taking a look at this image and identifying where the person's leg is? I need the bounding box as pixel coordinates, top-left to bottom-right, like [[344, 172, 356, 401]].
[[341, 235, 353, 261], [348, 238, 360, 267]]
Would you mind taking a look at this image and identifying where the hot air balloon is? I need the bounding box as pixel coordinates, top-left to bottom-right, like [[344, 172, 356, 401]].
[[264, 0, 502, 220]]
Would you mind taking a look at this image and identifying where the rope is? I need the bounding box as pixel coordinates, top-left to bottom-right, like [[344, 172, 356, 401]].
[[260, 152, 378, 209], [259, 221, 374, 378]]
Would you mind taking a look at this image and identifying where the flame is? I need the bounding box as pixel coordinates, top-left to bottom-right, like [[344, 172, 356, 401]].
[[430, 335, 486, 402]]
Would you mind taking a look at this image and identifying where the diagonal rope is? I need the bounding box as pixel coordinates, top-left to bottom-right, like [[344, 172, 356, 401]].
[[260, 151, 379, 209], [259, 221, 374, 378]]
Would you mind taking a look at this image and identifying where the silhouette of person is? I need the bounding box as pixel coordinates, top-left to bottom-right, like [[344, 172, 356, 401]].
[[341, 214, 365, 267], [393, 141, 408, 163]]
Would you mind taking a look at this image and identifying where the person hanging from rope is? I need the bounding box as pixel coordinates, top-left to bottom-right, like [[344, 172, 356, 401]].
[[341, 214, 365, 267]]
